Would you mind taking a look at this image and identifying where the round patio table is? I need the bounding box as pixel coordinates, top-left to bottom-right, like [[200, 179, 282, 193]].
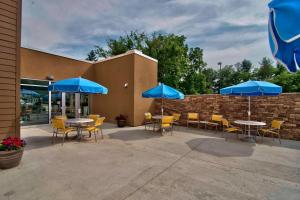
[[66, 118, 94, 140], [234, 120, 266, 142], [152, 115, 168, 120]]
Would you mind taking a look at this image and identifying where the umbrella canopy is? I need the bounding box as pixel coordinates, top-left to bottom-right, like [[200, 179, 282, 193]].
[[48, 77, 108, 94], [21, 89, 40, 97], [142, 83, 184, 99], [220, 80, 282, 96], [268, 0, 300, 72], [142, 83, 184, 116]]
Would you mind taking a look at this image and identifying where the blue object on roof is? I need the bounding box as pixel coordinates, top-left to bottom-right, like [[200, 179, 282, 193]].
[[142, 83, 184, 99], [48, 77, 108, 94], [21, 89, 40, 97], [220, 80, 282, 96], [268, 0, 300, 72]]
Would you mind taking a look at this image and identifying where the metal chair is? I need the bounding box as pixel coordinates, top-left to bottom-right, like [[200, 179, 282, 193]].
[[187, 113, 199, 128], [259, 120, 284, 144]]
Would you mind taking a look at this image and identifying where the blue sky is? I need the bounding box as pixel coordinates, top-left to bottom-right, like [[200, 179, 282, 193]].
[[22, 0, 272, 68]]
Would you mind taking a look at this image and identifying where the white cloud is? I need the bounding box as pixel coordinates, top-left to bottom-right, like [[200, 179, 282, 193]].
[[22, 0, 272, 67]]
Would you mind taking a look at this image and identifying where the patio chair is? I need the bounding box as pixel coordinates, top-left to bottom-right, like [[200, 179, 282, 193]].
[[187, 113, 199, 128], [161, 116, 174, 135], [206, 114, 223, 130], [144, 112, 154, 131], [259, 120, 284, 144], [88, 114, 100, 122], [221, 118, 242, 140], [85, 117, 106, 142], [51, 118, 75, 145], [172, 113, 181, 126]]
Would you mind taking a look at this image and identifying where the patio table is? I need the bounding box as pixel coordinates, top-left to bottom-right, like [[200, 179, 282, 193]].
[[65, 118, 94, 140], [234, 120, 266, 142]]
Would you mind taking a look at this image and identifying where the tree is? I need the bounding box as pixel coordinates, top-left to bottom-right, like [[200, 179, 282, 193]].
[[255, 57, 276, 80], [181, 47, 207, 94], [235, 59, 253, 82], [86, 50, 98, 61]]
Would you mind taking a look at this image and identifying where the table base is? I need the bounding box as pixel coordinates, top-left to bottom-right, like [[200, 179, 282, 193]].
[[240, 136, 256, 143]]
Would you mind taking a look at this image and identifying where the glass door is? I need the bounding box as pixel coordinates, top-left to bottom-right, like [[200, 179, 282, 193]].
[[20, 84, 49, 125]]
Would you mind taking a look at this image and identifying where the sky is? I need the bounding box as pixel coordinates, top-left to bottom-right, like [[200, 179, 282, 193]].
[[22, 0, 272, 68]]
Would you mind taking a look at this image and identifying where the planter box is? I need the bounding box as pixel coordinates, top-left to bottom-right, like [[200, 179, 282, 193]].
[[117, 120, 126, 128], [0, 149, 24, 169]]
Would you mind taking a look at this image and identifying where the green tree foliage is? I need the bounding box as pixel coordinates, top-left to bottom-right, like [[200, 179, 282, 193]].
[[88, 31, 300, 94], [86, 50, 98, 61]]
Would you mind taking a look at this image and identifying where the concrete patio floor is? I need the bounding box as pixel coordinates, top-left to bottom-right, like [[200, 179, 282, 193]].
[[1, 124, 300, 200]]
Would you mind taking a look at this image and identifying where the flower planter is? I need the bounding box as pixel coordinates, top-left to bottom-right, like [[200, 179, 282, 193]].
[[0, 149, 24, 169], [117, 120, 126, 128]]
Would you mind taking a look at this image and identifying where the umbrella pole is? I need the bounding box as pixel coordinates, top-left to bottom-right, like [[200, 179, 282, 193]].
[[161, 98, 164, 117], [248, 96, 251, 137]]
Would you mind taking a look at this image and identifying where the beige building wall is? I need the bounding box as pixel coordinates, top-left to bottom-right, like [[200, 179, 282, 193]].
[[21, 47, 94, 81], [133, 53, 157, 126], [20, 48, 158, 127], [0, 0, 21, 139]]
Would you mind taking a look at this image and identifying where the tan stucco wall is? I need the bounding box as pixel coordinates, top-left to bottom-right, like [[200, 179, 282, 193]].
[[20, 48, 93, 81], [20, 48, 158, 127], [91, 55, 135, 125], [133, 54, 157, 126]]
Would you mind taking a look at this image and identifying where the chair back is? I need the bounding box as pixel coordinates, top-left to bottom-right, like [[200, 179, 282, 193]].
[[173, 113, 181, 121], [51, 119, 59, 129], [95, 117, 105, 127], [144, 112, 152, 120], [188, 113, 199, 120], [54, 118, 66, 130], [221, 118, 229, 128], [89, 114, 100, 122], [271, 120, 284, 130], [212, 114, 223, 122], [162, 116, 174, 125], [54, 115, 67, 120]]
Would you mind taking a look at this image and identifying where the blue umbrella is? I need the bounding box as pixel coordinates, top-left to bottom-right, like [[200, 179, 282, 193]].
[[268, 0, 300, 72], [221, 80, 282, 139], [142, 83, 184, 115], [48, 77, 108, 94], [48, 77, 108, 118], [21, 89, 40, 97]]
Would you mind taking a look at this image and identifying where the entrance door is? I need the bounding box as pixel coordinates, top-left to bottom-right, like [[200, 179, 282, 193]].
[[20, 79, 49, 125]]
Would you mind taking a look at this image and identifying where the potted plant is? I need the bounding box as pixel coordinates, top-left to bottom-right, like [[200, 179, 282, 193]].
[[115, 114, 127, 127], [0, 137, 26, 169]]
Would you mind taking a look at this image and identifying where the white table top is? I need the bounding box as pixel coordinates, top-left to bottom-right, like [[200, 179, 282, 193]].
[[152, 115, 167, 120], [234, 120, 266, 126], [66, 118, 94, 124]]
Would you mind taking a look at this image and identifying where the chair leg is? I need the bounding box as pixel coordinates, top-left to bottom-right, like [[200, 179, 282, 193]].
[[278, 133, 281, 144], [94, 130, 97, 142], [52, 131, 55, 144], [100, 128, 104, 139], [62, 134, 65, 146]]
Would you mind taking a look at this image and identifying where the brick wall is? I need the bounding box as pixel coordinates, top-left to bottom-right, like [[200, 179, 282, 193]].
[[155, 93, 300, 140]]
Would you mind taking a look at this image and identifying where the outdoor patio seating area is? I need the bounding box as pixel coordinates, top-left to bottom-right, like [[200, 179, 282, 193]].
[[1, 123, 299, 200]]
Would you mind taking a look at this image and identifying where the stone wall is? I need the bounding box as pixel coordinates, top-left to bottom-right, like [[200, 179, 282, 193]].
[[155, 93, 300, 140]]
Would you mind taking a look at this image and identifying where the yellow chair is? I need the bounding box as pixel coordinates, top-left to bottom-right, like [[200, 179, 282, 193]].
[[187, 113, 199, 128], [54, 115, 68, 120], [51, 118, 75, 145], [221, 118, 242, 140], [85, 117, 106, 142], [172, 113, 181, 126], [207, 114, 223, 130], [259, 120, 284, 144], [88, 114, 100, 122], [161, 116, 174, 135], [144, 112, 154, 130]]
